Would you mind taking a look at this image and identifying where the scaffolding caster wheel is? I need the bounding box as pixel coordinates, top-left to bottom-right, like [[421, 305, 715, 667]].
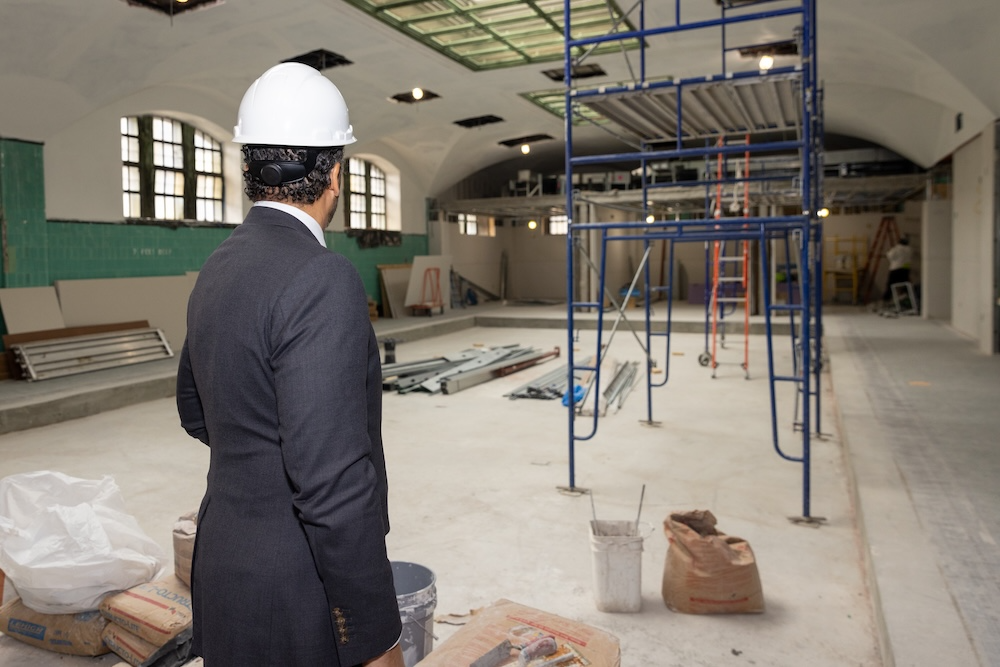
[[698, 352, 710, 367]]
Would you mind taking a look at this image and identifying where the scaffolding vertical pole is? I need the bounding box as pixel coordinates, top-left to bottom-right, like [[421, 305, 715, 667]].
[[798, 0, 815, 520], [811, 6, 825, 437], [563, 0, 577, 491]]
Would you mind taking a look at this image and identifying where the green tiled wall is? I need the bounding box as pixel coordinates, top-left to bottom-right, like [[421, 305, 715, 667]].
[[0, 139, 48, 289], [46, 222, 232, 281]]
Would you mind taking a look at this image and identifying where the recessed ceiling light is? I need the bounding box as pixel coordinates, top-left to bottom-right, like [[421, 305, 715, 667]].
[[520, 144, 531, 155], [390, 89, 439, 104]]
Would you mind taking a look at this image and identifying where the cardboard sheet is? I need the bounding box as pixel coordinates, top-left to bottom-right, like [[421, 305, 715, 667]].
[[418, 599, 620, 667], [0, 286, 66, 334], [54, 276, 194, 350], [378, 264, 412, 319], [404, 255, 452, 311]]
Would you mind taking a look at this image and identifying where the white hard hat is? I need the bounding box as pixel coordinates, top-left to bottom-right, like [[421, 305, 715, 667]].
[[233, 62, 356, 146]]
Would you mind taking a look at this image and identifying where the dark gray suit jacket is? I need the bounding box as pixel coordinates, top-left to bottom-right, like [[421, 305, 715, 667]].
[[176, 206, 401, 666]]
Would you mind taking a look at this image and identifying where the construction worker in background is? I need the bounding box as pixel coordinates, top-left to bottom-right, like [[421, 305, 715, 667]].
[[884, 235, 913, 302], [177, 63, 404, 667]]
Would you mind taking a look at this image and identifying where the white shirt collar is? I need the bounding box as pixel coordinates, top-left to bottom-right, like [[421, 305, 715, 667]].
[[253, 201, 327, 248]]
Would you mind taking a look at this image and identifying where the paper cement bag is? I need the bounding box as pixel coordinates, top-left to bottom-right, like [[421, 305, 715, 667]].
[[417, 598, 620, 667], [100, 575, 192, 647], [102, 622, 193, 667], [103, 623, 160, 666], [0, 597, 110, 656], [172, 511, 197, 587], [661, 510, 764, 614]]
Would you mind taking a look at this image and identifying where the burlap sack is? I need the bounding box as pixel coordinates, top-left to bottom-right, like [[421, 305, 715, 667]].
[[661, 510, 764, 614]]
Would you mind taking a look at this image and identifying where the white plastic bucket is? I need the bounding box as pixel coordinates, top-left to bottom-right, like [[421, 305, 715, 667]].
[[589, 520, 643, 613], [391, 561, 437, 667]]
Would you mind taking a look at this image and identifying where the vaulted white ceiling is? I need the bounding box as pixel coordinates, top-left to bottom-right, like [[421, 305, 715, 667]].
[[1, 0, 997, 198]]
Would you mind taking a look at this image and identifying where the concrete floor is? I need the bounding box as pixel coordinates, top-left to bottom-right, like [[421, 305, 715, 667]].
[[0, 303, 995, 666]]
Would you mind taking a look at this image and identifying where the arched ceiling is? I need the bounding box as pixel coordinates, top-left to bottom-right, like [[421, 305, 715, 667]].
[[1, 0, 997, 197]]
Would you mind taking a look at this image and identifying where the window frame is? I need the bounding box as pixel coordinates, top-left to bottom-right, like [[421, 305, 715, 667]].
[[120, 115, 224, 223], [346, 157, 388, 230]]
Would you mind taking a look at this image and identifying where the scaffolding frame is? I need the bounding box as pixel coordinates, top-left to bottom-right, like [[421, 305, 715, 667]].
[[562, 0, 824, 520]]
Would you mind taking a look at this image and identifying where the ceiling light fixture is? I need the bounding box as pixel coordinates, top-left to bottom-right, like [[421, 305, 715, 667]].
[[646, 214, 656, 223], [758, 54, 774, 71], [390, 88, 439, 104], [527, 220, 538, 230], [817, 208, 830, 218], [520, 144, 530, 155]]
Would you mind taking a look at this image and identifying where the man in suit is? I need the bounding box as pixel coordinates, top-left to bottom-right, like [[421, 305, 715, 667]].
[[177, 63, 404, 667]]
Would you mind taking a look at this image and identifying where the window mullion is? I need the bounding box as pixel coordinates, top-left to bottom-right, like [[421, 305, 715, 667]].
[[182, 124, 196, 220], [365, 163, 373, 229], [138, 117, 155, 219]]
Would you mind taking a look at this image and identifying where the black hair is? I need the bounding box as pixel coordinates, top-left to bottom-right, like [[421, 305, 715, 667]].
[[241, 145, 344, 205]]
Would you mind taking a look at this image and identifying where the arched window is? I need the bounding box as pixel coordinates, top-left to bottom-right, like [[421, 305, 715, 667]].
[[120, 115, 224, 222], [347, 157, 387, 230]]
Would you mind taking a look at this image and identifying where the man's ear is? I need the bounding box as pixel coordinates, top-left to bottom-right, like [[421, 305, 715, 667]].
[[329, 162, 342, 197]]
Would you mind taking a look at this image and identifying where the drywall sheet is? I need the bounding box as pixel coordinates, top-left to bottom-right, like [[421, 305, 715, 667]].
[[378, 264, 412, 319], [54, 276, 194, 351], [404, 255, 452, 311], [0, 286, 67, 334]]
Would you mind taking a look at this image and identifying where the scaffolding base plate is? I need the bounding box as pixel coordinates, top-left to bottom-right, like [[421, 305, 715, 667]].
[[556, 486, 591, 496], [788, 515, 827, 528]]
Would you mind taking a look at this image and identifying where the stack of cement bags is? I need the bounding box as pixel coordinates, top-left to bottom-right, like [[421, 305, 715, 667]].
[[99, 574, 193, 667], [98, 511, 198, 667]]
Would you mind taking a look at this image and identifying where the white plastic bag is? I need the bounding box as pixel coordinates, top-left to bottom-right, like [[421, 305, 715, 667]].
[[0, 470, 166, 614]]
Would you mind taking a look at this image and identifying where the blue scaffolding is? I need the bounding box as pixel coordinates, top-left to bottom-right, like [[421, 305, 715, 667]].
[[562, 0, 824, 520]]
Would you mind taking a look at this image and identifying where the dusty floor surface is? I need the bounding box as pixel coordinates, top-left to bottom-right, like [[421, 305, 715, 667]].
[[0, 323, 880, 666]]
